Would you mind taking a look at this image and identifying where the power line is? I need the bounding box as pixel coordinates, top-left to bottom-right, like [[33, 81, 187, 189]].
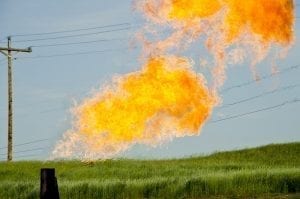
[[30, 37, 127, 48], [14, 153, 43, 159], [0, 138, 51, 150], [221, 64, 300, 94], [0, 99, 298, 156], [13, 26, 134, 43], [0, 153, 42, 161], [0, 60, 134, 112], [0, 62, 297, 115], [1, 15, 299, 41], [16, 47, 133, 60], [0, 147, 48, 156], [210, 98, 300, 123], [34, 78, 300, 115], [9, 153, 43, 160], [0, 92, 77, 111], [0, 98, 298, 159], [11, 22, 131, 37], [219, 83, 300, 108]]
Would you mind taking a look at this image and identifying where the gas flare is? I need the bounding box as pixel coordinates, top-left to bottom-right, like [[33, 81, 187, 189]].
[[52, 0, 295, 160], [52, 56, 217, 159], [139, 0, 294, 44], [137, 0, 294, 86]]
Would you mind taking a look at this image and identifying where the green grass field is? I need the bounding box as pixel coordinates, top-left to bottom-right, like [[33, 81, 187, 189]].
[[0, 142, 299, 199]]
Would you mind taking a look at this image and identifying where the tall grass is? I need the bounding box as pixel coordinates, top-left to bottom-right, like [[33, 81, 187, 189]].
[[0, 142, 299, 198]]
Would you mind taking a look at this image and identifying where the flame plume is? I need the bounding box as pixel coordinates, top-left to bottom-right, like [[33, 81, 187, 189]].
[[167, 0, 294, 43], [137, 0, 294, 86], [52, 0, 295, 160], [52, 56, 217, 159], [140, 0, 294, 44]]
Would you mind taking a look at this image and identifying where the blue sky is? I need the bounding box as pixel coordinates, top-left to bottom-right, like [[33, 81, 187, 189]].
[[0, 0, 299, 160]]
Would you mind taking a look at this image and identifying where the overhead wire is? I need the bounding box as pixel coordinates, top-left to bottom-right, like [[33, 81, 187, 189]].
[[210, 98, 300, 123], [16, 47, 135, 59], [35, 78, 300, 115], [0, 147, 48, 156], [0, 153, 43, 161], [0, 62, 297, 114], [219, 83, 300, 109], [13, 26, 135, 43], [0, 138, 51, 150], [30, 37, 128, 48], [221, 64, 300, 93], [0, 77, 296, 157], [11, 22, 131, 37], [0, 97, 299, 157], [11, 153, 43, 160], [0, 5, 298, 161], [0, 9, 298, 41]]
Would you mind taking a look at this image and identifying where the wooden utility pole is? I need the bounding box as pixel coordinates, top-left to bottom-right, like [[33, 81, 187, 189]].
[[0, 36, 32, 161]]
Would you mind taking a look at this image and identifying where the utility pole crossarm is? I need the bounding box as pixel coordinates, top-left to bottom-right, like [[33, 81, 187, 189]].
[[0, 47, 32, 53]]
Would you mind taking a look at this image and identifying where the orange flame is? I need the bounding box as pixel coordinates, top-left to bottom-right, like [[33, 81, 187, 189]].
[[224, 0, 294, 44], [142, 0, 294, 44], [168, 0, 221, 20], [138, 0, 294, 86], [52, 56, 217, 159], [52, 0, 295, 160]]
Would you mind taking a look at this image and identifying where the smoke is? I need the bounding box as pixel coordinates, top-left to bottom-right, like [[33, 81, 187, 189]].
[[51, 0, 295, 160]]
